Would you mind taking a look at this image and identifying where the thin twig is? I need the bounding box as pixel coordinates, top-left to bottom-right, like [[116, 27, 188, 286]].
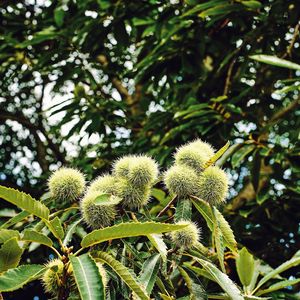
[[157, 195, 177, 218]]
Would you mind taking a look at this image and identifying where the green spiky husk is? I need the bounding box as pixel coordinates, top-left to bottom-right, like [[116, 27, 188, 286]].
[[48, 167, 85, 203], [112, 156, 135, 178], [170, 220, 200, 249], [81, 191, 116, 229], [89, 174, 116, 194], [174, 139, 215, 173], [197, 166, 228, 205], [164, 165, 199, 198], [116, 178, 151, 209]]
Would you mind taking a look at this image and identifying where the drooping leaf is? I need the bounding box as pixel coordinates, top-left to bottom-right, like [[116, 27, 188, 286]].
[[193, 258, 244, 300], [139, 254, 160, 294], [174, 198, 192, 221], [147, 234, 168, 262], [0, 211, 31, 229], [22, 229, 53, 248], [236, 247, 255, 288], [0, 238, 23, 273], [250, 55, 300, 70], [0, 264, 45, 291], [63, 218, 82, 246], [191, 197, 213, 230], [97, 251, 150, 300], [0, 229, 20, 244], [0, 185, 49, 220], [70, 254, 105, 300], [81, 222, 187, 248]]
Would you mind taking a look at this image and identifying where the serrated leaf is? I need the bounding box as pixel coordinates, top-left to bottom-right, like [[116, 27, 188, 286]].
[[22, 229, 53, 248], [147, 234, 168, 262], [63, 218, 82, 246], [0, 185, 49, 220], [0, 264, 45, 291], [191, 197, 213, 230], [97, 251, 150, 300], [81, 222, 187, 248], [0, 238, 23, 273], [175, 198, 192, 221], [47, 217, 64, 240], [139, 254, 160, 294], [250, 55, 300, 70], [0, 211, 30, 229], [214, 207, 237, 252], [236, 247, 255, 288], [193, 258, 244, 300], [70, 254, 105, 300], [205, 141, 230, 168], [0, 229, 20, 244]]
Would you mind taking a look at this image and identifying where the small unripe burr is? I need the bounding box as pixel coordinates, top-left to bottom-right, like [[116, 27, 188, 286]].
[[116, 178, 151, 209], [197, 166, 228, 205], [81, 191, 117, 229], [170, 220, 200, 249], [48, 167, 85, 203], [174, 139, 215, 173], [164, 165, 199, 198], [112, 156, 134, 178], [89, 174, 116, 194], [127, 155, 159, 187], [42, 259, 65, 295]]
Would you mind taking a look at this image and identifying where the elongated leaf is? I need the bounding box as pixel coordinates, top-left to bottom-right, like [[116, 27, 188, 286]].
[[0, 185, 49, 220], [214, 208, 237, 252], [256, 278, 300, 296], [70, 254, 105, 300], [254, 254, 300, 291], [205, 141, 230, 168], [0, 238, 23, 273], [250, 55, 300, 70], [147, 234, 168, 262], [81, 222, 187, 248], [0, 211, 30, 229], [183, 264, 215, 282], [139, 254, 160, 294], [194, 258, 244, 300], [47, 217, 64, 240], [236, 247, 255, 288], [22, 229, 53, 248], [97, 251, 149, 300], [0, 264, 45, 291], [231, 145, 255, 168], [175, 198, 192, 221], [0, 229, 20, 244], [191, 197, 213, 230], [63, 218, 82, 246]]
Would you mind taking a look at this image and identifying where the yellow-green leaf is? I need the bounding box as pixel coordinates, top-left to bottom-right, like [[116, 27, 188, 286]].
[[22, 229, 53, 248], [0, 230, 20, 244], [0, 238, 23, 273]]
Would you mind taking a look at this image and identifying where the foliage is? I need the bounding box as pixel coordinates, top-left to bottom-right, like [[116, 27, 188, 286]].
[[0, 141, 299, 299], [0, 0, 300, 298]]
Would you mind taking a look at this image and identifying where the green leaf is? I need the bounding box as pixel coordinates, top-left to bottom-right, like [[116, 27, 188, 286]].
[[54, 6, 64, 27], [0, 264, 45, 291], [250, 55, 300, 70], [22, 229, 53, 248], [175, 198, 192, 221], [256, 278, 300, 296], [0, 229, 20, 244], [191, 197, 213, 230], [147, 234, 168, 262], [81, 222, 187, 248], [241, 1, 262, 9], [63, 218, 82, 247], [94, 194, 122, 206], [0, 238, 23, 273], [0, 185, 49, 220], [47, 217, 64, 240], [205, 141, 230, 168], [70, 254, 105, 300], [97, 251, 150, 300], [0, 211, 31, 229], [193, 258, 244, 300], [231, 145, 256, 168], [236, 247, 255, 288], [214, 207, 237, 252], [139, 254, 160, 294], [251, 149, 261, 192], [254, 254, 300, 292]]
